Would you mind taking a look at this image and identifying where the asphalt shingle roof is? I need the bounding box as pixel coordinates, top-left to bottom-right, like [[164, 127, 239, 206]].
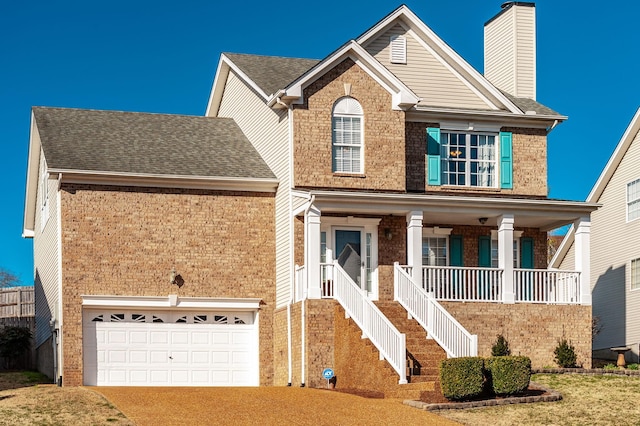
[[500, 91, 562, 117], [33, 107, 275, 180], [224, 53, 319, 97]]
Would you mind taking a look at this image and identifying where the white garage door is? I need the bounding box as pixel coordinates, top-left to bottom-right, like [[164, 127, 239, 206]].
[[83, 310, 258, 386]]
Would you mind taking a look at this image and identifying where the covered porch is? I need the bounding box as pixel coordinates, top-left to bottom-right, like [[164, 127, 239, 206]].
[[294, 189, 598, 307]]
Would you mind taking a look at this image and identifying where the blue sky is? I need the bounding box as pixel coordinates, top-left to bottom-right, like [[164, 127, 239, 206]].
[[2, 0, 639, 285]]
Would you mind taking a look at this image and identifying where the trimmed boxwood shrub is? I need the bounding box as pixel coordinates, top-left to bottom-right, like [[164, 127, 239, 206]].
[[439, 357, 485, 400], [485, 356, 531, 395]]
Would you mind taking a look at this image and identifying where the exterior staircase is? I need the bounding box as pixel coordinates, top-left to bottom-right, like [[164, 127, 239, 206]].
[[377, 302, 448, 402], [333, 302, 448, 403]]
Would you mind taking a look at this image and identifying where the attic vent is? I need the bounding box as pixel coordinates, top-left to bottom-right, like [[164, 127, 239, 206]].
[[390, 35, 406, 64]]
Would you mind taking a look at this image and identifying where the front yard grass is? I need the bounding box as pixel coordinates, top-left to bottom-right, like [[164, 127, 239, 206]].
[[0, 371, 133, 425], [439, 373, 640, 426]]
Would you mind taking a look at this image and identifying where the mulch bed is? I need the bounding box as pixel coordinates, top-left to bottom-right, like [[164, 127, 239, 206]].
[[404, 382, 562, 411]]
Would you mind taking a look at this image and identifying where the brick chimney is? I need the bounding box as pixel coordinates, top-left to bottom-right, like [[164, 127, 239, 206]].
[[484, 2, 536, 100]]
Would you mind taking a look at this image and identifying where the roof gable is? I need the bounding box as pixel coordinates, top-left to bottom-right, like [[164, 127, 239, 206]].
[[550, 107, 640, 268]]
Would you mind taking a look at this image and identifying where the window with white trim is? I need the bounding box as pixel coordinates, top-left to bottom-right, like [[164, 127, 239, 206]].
[[332, 97, 363, 174], [422, 228, 452, 266], [627, 178, 640, 222], [632, 258, 640, 290], [441, 132, 496, 187]]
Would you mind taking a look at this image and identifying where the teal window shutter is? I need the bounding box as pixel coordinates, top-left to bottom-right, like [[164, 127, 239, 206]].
[[449, 235, 463, 267], [478, 236, 491, 267], [521, 237, 534, 269], [427, 127, 441, 186], [499, 131, 513, 189]]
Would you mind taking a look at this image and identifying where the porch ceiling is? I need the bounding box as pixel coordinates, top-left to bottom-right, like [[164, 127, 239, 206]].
[[302, 190, 600, 232]]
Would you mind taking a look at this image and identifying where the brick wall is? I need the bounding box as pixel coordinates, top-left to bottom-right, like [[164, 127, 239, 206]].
[[59, 184, 276, 386], [293, 58, 406, 191], [440, 302, 592, 368], [407, 123, 548, 197]]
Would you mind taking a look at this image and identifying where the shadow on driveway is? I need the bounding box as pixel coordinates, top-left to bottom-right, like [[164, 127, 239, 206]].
[[93, 386, 460, 426]]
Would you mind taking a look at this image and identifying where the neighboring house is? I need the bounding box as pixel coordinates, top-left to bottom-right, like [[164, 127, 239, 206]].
[[552, 107, 640, 363], [24, 3, 598, 398]]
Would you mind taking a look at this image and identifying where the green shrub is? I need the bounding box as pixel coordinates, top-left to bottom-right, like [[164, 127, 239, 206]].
[[603, 363, 617, 370], [554, 339, 577, 368], [0, 326, 32, 369], [491, 334, 511, 356], [485, 356, 531, 395], [627, 363, 639, 370], [439, 357, 485, 400]]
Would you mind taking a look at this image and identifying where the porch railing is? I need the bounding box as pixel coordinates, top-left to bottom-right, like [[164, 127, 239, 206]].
[[330, 262, 407, 384], [395, 263, 477, 358], [514, 269, 581, 304], [421, 266, 503, 302]]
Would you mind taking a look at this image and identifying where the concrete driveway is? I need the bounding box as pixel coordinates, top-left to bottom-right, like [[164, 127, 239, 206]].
[[93, 386, 459, 426]]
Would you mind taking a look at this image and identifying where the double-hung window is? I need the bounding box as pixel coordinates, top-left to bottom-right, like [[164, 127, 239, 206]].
[[332, 97, 363, 174], [441, 132, 496, 187], [632, 258, 640, 290], [627, 178, 640, 222], [427, 127, 512, 189]]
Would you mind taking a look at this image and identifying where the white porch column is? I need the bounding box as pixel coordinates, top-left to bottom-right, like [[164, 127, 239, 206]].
[[406, 211, 423, 286], [498, 214, 515, 304], [574, 216, 592, 305], [306, 205, 322, 299]]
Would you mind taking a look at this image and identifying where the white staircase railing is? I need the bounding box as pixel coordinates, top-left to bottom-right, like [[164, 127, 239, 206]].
[[395, 263, 477, 358], [331, 262, 407, 384]]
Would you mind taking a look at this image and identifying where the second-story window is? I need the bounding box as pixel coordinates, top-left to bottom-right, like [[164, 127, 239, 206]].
[[441, 132, 496, 187], [627, 178, 640, 222], [332, 97, 363, 174], [427, 128, 512, 189]]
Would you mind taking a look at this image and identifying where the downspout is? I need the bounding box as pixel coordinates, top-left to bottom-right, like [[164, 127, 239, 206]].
[[49, 318, 58, 385], [286, 103, 294, 387]]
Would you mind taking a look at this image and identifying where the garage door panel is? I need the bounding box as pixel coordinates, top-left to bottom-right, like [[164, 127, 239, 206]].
[[150, 331, 168, 344], [130, 331, 148, 344], [149, 350, 168, 363], [130, 350, 148, 363], [192, 351, 209, 364], [191, 332, 210, 345], [83, 309, 258, 386]]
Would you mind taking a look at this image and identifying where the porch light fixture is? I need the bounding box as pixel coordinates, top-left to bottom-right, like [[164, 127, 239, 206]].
[[384, 228, 393, 240], [169, 269, 184, 288], [478, 217, 488, 225]]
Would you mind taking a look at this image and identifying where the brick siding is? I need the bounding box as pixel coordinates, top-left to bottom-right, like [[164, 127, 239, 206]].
[[441, 302, 592, 368], [293, 58, 406, 191], [59, 184, 276, 386]]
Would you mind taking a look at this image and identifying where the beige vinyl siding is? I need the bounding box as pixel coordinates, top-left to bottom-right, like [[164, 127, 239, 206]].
[[484, 12, 515, 96], [484, 5, 536, 99], [557, 239, 575, 272], [217, 72, 292, 308], [33, 152, 60, 349], [366, 24, 491, 110], [591, 129, 640, 351], [515, 6, 536, 100]]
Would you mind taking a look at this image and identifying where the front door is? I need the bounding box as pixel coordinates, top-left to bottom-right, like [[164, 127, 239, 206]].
[[335, 230, 363, 288]]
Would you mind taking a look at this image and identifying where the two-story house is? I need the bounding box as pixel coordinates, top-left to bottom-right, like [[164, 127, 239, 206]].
[[552, 107, 640, 363], [24, 3, 598, 400]]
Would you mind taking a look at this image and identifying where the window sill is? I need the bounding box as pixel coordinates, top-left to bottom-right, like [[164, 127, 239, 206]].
[[439, 185, 501, 193], [333, 173, 366, 179]]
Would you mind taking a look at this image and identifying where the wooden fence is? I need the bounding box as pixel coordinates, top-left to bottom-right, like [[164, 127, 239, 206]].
[[0, 287, 35, 370], [0, 287, 35, 319]]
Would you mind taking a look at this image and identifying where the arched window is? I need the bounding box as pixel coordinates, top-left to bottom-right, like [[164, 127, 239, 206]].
[[332, 97, 363, 173]]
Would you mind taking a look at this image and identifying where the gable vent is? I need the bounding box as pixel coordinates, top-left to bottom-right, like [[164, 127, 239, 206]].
[[390, 35, 406, 64]]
